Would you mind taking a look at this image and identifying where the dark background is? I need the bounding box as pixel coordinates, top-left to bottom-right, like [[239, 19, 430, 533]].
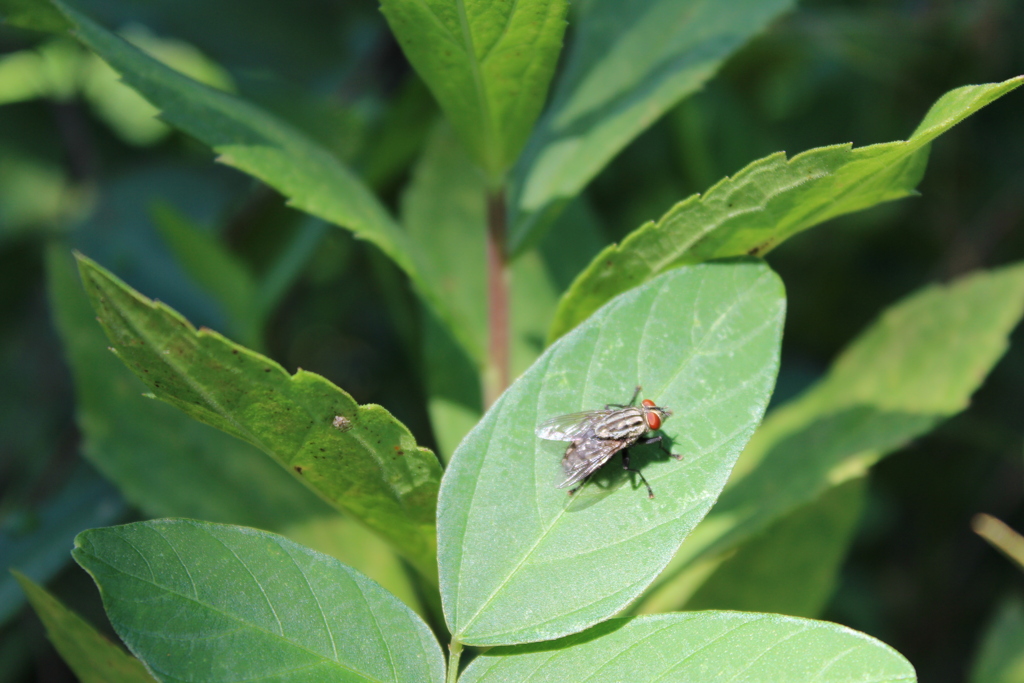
[[1, 1, 1022, 681]]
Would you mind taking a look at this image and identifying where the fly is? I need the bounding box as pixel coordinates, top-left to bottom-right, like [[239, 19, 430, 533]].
[[535, 386, 682, 499]]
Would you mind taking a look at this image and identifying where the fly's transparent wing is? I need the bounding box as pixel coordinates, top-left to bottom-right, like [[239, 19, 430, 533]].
[[557, 438, 628, 489], [535, 409, 614, 441]]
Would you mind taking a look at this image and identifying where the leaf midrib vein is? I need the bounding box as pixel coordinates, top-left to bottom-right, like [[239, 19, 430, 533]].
[[456, 316, 618, 636], [457, 283, 691, 637]]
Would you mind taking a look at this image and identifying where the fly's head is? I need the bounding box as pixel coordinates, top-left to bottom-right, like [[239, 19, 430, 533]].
[[640, 398, 671, 431]]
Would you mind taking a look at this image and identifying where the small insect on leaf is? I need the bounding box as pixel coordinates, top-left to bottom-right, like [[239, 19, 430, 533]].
[[536, 387, 681, 499]]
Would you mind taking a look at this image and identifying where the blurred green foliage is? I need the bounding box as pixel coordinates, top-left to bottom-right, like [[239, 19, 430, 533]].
[[1, 0, 1023, 681]]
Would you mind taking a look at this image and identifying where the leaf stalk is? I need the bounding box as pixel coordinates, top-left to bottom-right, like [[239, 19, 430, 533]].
[[447, 639, 464, 683]]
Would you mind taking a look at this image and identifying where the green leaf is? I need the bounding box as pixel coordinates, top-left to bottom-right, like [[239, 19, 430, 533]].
[[509, 0, 796, 251], [0, 465, 124, 626], [439, 259, 785, 645], [72, 520, 445, 683], [548, 76, 1024, 340], [461, 612, 915, 683], [643, 262, 1024, 605], [44, 0, 458, 331], [281, 515, 425, 618], [47, 245, 423, 612], [75, 253, 443, 584], [380, 0, 568, 181], [672, 478, 866, 617], [48, 245, 330, 530], [971, 595, 1024, 683], [13, 572, 155, 683]]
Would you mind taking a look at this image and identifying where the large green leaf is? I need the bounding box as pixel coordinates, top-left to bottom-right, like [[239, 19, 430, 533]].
[[53, 0, 405, 263], [461, 612, 915, 683], [75, 253, 443, 583], [13, 573, 155, 683], [72, 520, 445, 683], [548, 76, 1024, 340], [380, 0, 568, 182], [49, 245, 333, 530], [509, 0, 796, 252], [439, 260, 785, 646], [40, 0, 467, 339], [669, 478, 865, 617], [48, 246, 422, 610], [639, 262, 1024, 609]]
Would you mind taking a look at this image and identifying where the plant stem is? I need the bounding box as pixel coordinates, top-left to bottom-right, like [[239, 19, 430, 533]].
[[484, 190, 509, 408], [447, 639, 464, 683]]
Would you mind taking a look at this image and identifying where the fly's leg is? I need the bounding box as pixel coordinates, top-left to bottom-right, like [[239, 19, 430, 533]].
[[622, 449, 655, 499], [605, 385, 643, 410], [641, 435, 684, 461], [568, 476, 590, 496]]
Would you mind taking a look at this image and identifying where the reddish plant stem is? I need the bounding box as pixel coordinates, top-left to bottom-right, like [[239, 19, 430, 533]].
[[485, 190, 510, 408]]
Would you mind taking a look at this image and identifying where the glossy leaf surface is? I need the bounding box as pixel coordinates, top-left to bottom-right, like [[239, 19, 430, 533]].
[[76, 253, 442, 583], [462, 612, 915, 683], [549, 76, 1024, 340], [510, 0, 796, 251], [72, 520, 445, 683], [380, 0, 568, 180], [439, 260, 785, 645], [14, 573, 155, 683], [640, 262, 1024, 608]]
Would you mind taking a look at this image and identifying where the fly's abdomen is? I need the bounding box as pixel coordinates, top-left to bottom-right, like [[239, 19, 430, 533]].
[[593, 409, 646, 441]]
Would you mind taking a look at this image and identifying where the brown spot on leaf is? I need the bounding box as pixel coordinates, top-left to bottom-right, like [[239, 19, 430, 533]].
[[747, 237, 777, 257], [294, 466, 303, 474]]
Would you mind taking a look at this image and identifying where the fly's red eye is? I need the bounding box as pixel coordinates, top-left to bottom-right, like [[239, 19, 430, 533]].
[[646, 411, 661, 430], [641, 399, 656, 408]]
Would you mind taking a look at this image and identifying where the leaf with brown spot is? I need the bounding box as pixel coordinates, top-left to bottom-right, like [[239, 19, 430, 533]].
[[76, 253, 443, 584]]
